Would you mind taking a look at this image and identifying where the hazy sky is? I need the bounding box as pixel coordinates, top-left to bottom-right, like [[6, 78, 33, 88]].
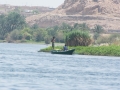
[[0, 0, 65, 8]]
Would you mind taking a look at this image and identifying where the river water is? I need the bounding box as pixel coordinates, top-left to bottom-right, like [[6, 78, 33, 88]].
[[0, 43, 120, 90]]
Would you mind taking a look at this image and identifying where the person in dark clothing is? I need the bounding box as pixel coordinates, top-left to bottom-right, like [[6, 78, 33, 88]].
[[51, 37, 55, 49]]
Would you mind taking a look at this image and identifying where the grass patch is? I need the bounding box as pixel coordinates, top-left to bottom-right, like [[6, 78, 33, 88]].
[[40, 45, 120, 56]]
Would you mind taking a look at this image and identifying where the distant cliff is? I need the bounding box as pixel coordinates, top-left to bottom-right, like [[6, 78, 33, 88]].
[[55, 0, 120, 15], [26, 0, 120, 31]]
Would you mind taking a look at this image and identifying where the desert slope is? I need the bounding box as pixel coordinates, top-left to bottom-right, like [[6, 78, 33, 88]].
[[26, 0, 120, 31]]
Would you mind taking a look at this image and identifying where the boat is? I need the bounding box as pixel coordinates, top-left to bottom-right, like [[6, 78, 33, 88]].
[[51, 49, 75, 55]]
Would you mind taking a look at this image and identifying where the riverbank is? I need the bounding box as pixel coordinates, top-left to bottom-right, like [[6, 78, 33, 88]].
[[0, 40, 64, 45], [1, 40, 120, 56], [39, 45, 120, 56], [0, 40, 45, 44]]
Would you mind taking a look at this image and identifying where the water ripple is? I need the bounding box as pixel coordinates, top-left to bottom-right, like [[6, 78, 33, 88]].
[[0, 43, 120, 90]]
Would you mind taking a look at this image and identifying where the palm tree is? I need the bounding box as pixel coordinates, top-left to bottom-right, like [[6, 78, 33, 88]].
[[93, 25, 104, 34], [93, 25, 104, 43]]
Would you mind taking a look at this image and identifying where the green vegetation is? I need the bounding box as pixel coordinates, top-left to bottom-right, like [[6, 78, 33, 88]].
[[65, 31, 92, 46], [93, 25, 104, 44], [0, 12, 93, 44], [40, 45, 120, 56], [0, 12, 26, 39], [0, 11, 120, 57], [74, 45, 120, 56]]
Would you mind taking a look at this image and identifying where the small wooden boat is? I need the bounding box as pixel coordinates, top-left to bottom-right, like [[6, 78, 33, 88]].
[[51, 49, 75, 55]]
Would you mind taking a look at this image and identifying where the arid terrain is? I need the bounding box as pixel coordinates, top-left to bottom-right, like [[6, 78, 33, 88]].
[[26, 0, 120, 33]]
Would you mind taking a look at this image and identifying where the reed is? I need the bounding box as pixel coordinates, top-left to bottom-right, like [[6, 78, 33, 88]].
[[65, 31, 92, 46]]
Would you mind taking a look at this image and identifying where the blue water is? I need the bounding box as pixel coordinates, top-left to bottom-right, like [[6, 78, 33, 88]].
[[0, 43, 120, 90]]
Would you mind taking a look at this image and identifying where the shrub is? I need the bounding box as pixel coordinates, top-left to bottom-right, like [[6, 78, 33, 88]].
[[65, 31, 92, 46]]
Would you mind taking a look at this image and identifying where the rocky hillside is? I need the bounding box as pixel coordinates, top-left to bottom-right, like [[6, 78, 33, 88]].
[[54, 0, 120, 15], [26, 0, 120, 32]]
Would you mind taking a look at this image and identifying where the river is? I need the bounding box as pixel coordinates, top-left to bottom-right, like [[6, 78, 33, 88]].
[[0, 43, 120, 90]]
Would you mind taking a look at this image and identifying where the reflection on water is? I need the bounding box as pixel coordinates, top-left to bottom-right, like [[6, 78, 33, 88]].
[[0, 43, 120, 90]]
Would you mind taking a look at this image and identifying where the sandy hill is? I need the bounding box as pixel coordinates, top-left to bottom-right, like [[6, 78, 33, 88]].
[[26, 0, 120, 32]]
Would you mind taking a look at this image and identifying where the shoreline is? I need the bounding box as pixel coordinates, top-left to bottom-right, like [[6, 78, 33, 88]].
[[1, 41, 120, 57], [0, 41, 64, 46], [40, 45, 120, 57]]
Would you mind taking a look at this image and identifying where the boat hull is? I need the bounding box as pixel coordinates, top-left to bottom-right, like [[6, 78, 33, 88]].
[[51, 49, 75, 55]]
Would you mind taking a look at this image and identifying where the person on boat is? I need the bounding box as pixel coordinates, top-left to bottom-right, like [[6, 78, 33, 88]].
[[63, 44, 68, 51], [51, 36, 55, 49]]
